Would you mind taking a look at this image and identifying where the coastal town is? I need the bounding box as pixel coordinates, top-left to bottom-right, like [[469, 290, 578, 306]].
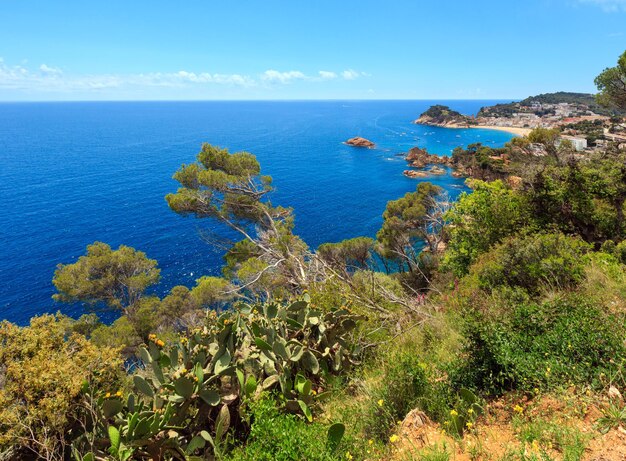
[[413, 93, 626, 153], [393, 93, 626, 180]]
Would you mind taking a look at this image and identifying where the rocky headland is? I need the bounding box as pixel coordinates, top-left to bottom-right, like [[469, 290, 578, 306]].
[[413, 105, 472, 128], [345, 136, 375, 148]]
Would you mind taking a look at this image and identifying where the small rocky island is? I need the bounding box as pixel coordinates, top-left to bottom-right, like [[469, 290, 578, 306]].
[[345, 136, 375, 148], [413, 105, 472, 128]]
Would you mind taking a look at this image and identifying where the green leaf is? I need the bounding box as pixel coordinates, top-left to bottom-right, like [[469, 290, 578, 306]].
[[194, 362, 204, 384], [148, 341, 161, 361], [152, 361, 165, 384], [236, 369, 245, 389], [298, 400, 313, 422], [295, 375, 312, 396], [133, 375, 154, 398], [213, 349, 231, 375], [108, 425, 120, 454], [265, 303, 278, 319], [133, 418, 151, 438], [174, 377, 194, 399], [273, 340, 289, 360], [285, 317, 304, 330], [288, 300, 308, 311], [169, 346, 178, 367], [82, 453, 95, 461], [245, 375, 257, 398], [254, 337, 272, 351], [302, 350, 320, 374], [127, 412, 139, 437], [290, 345, 304, 362], [217, 365, 237, 376], [199, 389, 221, 406], [102, 399, 123, 418], [139, 346, 152, 365], [327, 423, 345, 451], [186, 435, 206, 454], [460, 388, 477, 405], [200, 430, 214, 445]]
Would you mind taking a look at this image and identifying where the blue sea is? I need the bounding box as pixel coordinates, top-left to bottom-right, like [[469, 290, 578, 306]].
[[0, 100, 514, 324]]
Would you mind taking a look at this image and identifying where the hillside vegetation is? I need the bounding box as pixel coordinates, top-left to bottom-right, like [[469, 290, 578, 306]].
[[1, 51, 626, 461]]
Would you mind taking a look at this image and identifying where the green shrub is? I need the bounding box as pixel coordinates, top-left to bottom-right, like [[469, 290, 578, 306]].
[[0, 315, 125, 460], [470, 232, 590, 296], [455, 295, 626, 394], [365, 349, 429, 441], [227, 397, 343, 461], [443, 180, 535, 276]]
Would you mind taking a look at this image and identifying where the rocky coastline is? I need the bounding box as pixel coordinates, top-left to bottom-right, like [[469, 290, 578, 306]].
[[402, 147, 461, 179]]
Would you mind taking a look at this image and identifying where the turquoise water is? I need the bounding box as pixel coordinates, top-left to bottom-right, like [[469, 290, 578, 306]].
[[0, 100, 514, 324]]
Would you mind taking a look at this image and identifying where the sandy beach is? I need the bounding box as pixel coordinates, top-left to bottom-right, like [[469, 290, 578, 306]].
[[415, 121, 532, 137], [471, 125, 532, 137]]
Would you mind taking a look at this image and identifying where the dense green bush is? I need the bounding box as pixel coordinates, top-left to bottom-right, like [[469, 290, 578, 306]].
[[443, 180, 535, 276], [470, 232, 590, 296], [227, 397, 343, 461], [455, 294, 626, 394]]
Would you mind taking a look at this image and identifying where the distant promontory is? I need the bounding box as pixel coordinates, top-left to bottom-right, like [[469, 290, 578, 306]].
[[413, 105, 472, 128]]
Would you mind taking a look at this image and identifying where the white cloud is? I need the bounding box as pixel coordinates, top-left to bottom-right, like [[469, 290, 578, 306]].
[[578, 0, 626, 12], [261, 70, 307, 83], [318, 70, 337, 80], [0, 60, 369, 95], [39, 64, 62, 75], [341, 69, 365, 80]]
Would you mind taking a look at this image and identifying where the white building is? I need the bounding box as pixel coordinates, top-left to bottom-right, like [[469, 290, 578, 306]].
[[561, 136, 588, 151]]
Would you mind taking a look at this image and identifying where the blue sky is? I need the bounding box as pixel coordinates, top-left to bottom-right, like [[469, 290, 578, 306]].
[[0, 0, 624, 100]]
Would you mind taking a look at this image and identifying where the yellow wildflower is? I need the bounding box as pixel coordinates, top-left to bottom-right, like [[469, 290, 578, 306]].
[[104, 392, 111, 398], [345, 452, 352, 460], [389, 434, 399, 443], [115, 391, 122, 397], [467, 408, 474, 415], [466, 422, 473, 429], [377, 399, 384, 407], [513, 405, 523, 414], [156, 339, 165, 347], [368, 439, 374, 445], [450, 409, 458, 417]]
